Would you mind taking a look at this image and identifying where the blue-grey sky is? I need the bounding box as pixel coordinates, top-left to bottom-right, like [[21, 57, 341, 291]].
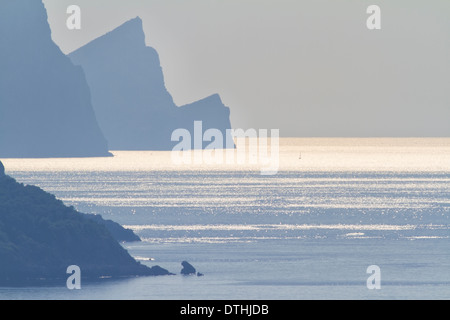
[[43, 0, 450, 137]]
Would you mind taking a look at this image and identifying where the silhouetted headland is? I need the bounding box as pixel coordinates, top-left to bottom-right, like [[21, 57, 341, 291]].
[[0, 0, 111, 158], [0, 160, 172, 286], [69, 17, 234, 150]]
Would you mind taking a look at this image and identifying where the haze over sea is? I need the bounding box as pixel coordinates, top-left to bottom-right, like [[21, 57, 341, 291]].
[[1, 138, 449, 300]]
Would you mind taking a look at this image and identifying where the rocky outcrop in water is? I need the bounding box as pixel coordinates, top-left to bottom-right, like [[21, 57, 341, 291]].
[[181, 261, 197, 275]]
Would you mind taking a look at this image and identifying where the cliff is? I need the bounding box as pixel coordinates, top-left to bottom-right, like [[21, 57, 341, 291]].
[[69, 17, 233, 150], [0, 0, 111, 158], [0, 161, 170, 286]]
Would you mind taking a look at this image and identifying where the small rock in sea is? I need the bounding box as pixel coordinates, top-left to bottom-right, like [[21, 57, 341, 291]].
[[181, 261, 196, 275], [197, 272, 204, 277]]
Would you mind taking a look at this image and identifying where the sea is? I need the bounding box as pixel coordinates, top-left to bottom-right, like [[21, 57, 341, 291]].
[[1, 138, 449, 300]]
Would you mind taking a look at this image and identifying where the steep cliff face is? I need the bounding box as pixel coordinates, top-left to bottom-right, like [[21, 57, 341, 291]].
[[69, 17, 233, 150], [0, 0, 111, 158], [176, 94, 235, 149]]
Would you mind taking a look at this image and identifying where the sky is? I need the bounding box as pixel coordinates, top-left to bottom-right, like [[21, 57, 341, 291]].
[[42, 0, 450, 137]]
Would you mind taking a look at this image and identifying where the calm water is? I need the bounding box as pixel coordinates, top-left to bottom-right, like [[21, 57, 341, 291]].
[[1, 138, 450, 300]]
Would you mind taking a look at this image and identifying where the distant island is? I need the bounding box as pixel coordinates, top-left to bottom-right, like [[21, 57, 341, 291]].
[[0, 160, 171, 286], [0, 1, 234, 158], [0, 0, 111, 158], [69, 17, 234, 150]]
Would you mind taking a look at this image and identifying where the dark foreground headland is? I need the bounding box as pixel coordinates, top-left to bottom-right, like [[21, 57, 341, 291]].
[[0, 160, 171, 286]]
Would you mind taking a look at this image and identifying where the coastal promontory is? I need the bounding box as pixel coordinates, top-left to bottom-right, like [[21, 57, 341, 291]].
[[69, 17, 233, 150], [0, 0, 110, 158], [0, 160, 170, 286]]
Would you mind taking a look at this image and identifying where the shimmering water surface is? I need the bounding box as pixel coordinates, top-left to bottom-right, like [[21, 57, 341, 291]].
[[1, 139, 449, 299]]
